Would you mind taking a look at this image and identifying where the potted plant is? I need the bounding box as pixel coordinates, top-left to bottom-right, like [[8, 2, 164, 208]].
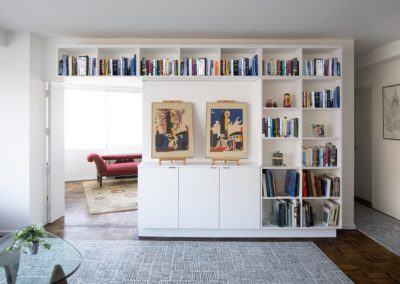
[[6, 224, 51, 255]]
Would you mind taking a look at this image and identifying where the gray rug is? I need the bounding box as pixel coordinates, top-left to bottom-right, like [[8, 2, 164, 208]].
[[1, 241, 352, 283], [355, 202, 400, 256]]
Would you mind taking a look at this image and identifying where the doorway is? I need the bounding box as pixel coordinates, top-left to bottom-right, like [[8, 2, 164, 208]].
[[46, 80, 143, 239], [355, 85, 373, 206]]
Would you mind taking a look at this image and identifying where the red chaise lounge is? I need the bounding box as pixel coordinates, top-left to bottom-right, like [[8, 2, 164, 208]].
[[87, 153, 142, 187]]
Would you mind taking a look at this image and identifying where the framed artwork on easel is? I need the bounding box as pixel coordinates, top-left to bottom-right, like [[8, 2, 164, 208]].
[[151, 101, 193, 159], [205, 101, 248, 160]]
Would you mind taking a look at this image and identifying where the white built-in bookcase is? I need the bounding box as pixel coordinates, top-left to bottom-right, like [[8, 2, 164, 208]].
[[57, 44, 342, 237]]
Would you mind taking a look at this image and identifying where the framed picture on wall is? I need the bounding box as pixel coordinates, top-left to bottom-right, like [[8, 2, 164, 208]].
[[151, 102, 193, 158], [205, 101, 248, 159], [383, 84, 400, 140]]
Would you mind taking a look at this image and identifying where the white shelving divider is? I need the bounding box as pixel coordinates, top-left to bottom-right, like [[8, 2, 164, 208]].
[[56, 44, 343, 237]]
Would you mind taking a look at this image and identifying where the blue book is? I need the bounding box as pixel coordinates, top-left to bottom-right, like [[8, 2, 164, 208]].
[[334, 86, 340, 108]]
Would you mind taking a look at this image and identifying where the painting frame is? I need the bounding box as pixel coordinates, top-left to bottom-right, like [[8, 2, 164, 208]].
[[383, 84, 400, 140], [205, 101, 248, 159], [151, 101, 193, 158]]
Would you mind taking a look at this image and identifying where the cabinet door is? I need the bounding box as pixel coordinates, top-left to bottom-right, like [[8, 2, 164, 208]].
[[179, 167, 220, 228], [138, 167, 179, 228], [220, 167, 261, 229]]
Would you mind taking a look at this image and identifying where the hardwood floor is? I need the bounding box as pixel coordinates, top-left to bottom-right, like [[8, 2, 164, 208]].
[[46, 181, 400, 284]]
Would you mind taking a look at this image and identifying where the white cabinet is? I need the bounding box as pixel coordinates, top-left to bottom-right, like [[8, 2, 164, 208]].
[[179, 167, 219, 228], [138, 166, 179, 228], [220, 167, 261, 229]]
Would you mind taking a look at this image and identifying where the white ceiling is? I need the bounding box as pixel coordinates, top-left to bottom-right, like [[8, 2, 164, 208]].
[[1, 0, 400, 55]]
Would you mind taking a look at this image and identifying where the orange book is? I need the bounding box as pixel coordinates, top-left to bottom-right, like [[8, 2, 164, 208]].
[[215, 61, 219, 76]]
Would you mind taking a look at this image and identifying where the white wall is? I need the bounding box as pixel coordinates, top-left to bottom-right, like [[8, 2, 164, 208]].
[[356, 41, 400, 220], [0, 32, 32, 232], [143, 80, 261, 163], [29, 33, 47, 225], [0, 32, 46, 233]]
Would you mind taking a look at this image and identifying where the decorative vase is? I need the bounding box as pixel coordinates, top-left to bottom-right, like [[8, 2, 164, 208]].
[[27, 242, 39, 255]]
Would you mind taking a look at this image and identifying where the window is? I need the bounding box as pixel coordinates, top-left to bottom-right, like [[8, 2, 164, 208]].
[[64, 87, 142, 151]]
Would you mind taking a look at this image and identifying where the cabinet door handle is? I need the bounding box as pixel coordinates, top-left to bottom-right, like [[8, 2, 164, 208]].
[[210, 166, 218, 169], [169, 166, 176, 169], [223, 166, 230, 169]]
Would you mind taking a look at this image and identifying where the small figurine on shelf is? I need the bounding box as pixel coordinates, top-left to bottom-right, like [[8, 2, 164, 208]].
[[312, 124, 325, 137], [283, 93, 291, 108], [272, 151, 285, 166], [273, 101, 278, 108], [266, 99, 273, 108]]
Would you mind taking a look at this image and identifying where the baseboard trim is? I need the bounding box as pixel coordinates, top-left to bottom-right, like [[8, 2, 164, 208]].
[[342, 224, 356, 230], [355, 196, 372, 207]]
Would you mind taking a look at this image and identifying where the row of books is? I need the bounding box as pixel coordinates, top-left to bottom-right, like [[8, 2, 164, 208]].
[[180, 58, 219, 76], [322, 200, 340, 226], [303, 86, 340, 108], [140, 58, 179, 76], [220, 55, 259, 76], [302, 171, 340, 197], [272, 199, 300, 227], [59, 55, 96, 76], [303, 58, 341, 76], [99, 56, 137, 76], [262, 170, 299, 197], [302, 143, 338, 167], [262, 117, 299, 138], [262, 58, 300, 76]]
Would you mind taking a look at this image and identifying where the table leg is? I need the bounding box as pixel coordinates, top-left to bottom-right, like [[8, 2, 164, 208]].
[[0, 249, 21, 284]]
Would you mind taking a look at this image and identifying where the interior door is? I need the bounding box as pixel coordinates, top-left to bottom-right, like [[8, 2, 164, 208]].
[[48, 83, 65, 223], [355, 86, 372, 203]]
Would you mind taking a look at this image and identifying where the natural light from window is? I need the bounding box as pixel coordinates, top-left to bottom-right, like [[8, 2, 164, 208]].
[[64, 87, 142, 151]]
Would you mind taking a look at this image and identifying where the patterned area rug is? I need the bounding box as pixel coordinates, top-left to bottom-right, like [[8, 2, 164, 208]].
[[355, 202, 400, 256], [83, 179, 138, 214], [64, 241, 351, 283]]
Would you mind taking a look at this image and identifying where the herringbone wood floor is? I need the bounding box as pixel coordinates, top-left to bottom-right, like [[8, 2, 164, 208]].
[[45, 181, 400, 284]]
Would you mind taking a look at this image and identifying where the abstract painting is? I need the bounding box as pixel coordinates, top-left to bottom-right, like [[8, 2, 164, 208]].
[[383, 84, 400, 140], [152, 102, 193, 158], [206, 102, 248, 158]]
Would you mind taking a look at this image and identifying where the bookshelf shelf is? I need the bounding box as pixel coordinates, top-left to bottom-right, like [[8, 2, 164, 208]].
[[262, 166, 300, 170], [263, 137, 299, 140], [302, 136, 340, 140], [303, 197, 340, 200], [57, 44, 343, 237], [302, 166, 340, 170], [263, 107, 301, 111]]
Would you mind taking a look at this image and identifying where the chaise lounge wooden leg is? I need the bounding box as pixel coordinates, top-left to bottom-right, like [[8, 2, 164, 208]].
[[99, 175, 103, 187]]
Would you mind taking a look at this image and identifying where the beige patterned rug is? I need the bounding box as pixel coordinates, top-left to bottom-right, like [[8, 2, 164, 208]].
[[83, 178, 138, 214]]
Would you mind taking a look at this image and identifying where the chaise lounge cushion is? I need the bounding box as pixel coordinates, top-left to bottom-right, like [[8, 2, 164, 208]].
[[104, 162, 139, 176]]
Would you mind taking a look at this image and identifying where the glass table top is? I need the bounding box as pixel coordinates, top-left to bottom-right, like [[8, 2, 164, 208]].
[[0, 232, 81, 284]]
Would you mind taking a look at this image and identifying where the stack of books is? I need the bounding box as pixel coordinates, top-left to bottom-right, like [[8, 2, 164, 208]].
[[59, 55, 96, 76], [303, 57, 341, 76], [303, 86, 340, 108], [99, 55, 136, 76], [140, 58, 179, 76], [302, 143, 338, 167], [302, 172, 340, 197], [262, 117, 299, 138], [302, 201, 314, 227], [322, 200, 340, 226], [262, 58, 299, 76], [220, 55, 258, 76]]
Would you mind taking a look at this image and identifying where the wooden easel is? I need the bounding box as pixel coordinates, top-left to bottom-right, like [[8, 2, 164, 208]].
[[212, 158, 240, 166], [159, 157, 186, 165]]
